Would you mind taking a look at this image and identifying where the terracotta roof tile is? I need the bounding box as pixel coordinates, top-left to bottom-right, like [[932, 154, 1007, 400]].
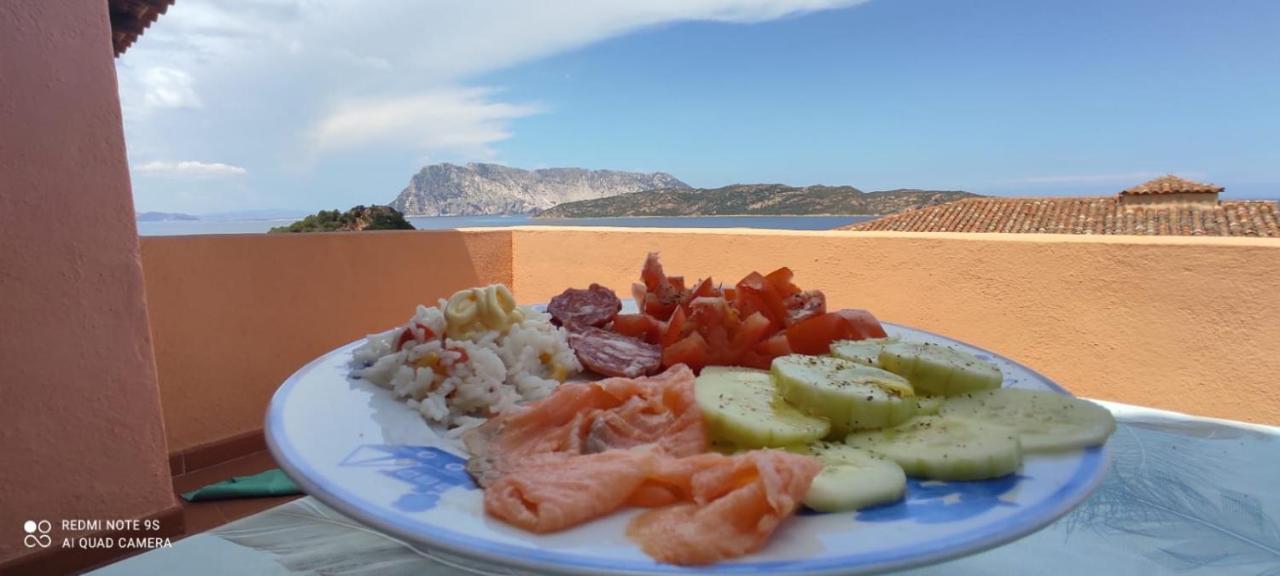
[[111, 0, 175, 57], [1122, 174, 1224, 196], [846, 197, 1280, 237]]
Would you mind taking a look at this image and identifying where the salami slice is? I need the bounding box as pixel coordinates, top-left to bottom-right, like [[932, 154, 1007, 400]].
[[568, 327, 662, 378], [548, 284, 622, 329]]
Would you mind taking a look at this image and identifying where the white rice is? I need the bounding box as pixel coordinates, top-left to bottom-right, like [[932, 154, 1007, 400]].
[[352, 300, 580, 435]]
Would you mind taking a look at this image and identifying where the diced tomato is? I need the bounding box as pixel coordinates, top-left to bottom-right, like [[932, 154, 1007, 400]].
[[683, 297, 728, 363], [625, 254, 884, 372], [661, 306, 688, 348], [732, 289, 766, 324], [612, 313, 661, 344], [395, 327, 415, 351], [688, 296, 729, 322], [729, 311, 772, 362], [754, 332, 792, 358], [641, 252, 685, 314], [688, 277, 719, 301], [663, 332, 709, 372], [631, 282, 648, 313], [784, 309, 888, 355], [397, 322, 438, 350], [735, 272, 788, 330], [765, 267, 801, 297], [785, 312, 849, 355], [736, 350, 774, 370], [643, 293, 678, 321], [641, 252, 667, 292], [834, 309, 888, 340], [414, 321, 436, 339], [784, 290, 826, 326]]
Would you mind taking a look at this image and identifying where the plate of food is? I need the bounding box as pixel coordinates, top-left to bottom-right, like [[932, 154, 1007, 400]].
[[266, 253, 1114, 575]]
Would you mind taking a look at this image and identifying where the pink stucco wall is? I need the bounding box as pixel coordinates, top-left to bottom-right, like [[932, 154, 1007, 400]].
[[513, 228, 1280, 425], [0, 0, 178, 564], [140, 231, 514, 453]]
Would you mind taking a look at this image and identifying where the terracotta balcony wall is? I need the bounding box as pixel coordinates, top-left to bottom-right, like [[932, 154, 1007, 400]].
[[139, 227, 1280, 459], [140, 230, 513, 456]]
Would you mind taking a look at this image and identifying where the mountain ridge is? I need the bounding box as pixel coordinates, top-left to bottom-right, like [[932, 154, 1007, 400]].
[[535, 184, 979, 218], [389, 162, 688, 216]]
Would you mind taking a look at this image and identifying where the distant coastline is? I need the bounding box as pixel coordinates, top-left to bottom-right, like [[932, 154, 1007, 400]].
[[136, 211, 198, 222], [537, 212, 888, 219], [535, 185, 975, 218], [136, 214, 876, 236]]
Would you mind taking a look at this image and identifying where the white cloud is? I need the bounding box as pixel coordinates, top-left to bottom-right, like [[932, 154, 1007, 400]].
[[307, 88, 543, 156], [134, 161, 248, 177], [114, 0, 867, 210], [140, 67, 202, 109], [1010, 171, 1205, 185]]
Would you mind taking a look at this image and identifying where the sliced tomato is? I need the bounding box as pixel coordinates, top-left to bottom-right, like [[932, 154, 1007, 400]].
[[661, 306, 688, 348], [834, 308, 888, 340], [785, 312, 850, 355], [667, 275, 686, 292], [722, 286, 736, 301], [663, 332, 709, 372], [784, 289, 826, 326], [765, 267, 801, 297], [612, 313, 661, 344]]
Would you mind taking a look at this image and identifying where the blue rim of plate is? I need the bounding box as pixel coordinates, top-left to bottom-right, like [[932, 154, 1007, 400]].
[[266, 322, 1112, 576]]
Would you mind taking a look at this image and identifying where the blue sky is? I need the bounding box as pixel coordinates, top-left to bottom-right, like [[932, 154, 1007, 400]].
[[117, 0, 1280, 213]]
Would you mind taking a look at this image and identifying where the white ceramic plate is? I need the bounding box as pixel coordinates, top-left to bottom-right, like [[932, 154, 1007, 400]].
[[267, 319, 1110, 576]]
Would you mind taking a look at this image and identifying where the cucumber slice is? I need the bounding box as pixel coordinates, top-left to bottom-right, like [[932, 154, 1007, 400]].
[[830, 337, 897, 367], [940, 389, 1116, 453], [845, 416, 1022, 481], [694, 367, 830, 448], [790, 442, 906, 512], [878, 341, 1002, 396], [914, 395, 945, 415], [709, 440, 743, 455], [772, 355, 916, 434]]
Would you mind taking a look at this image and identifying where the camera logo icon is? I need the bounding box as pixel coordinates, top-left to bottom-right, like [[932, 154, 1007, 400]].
[[23, 520, 52, 548]]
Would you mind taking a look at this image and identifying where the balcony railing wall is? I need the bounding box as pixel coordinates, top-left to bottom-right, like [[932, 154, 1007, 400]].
[[140, 230, 512, 454], [140, 228, 1280, 458]]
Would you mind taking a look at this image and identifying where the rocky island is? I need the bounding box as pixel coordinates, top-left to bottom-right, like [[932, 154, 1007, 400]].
[[269, 205, 414, 233], [535, 184, 978, 218], [389, 162, 687, 216]]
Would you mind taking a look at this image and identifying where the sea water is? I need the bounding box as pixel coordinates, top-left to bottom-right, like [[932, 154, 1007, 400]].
[[136, 214, 877, 236]]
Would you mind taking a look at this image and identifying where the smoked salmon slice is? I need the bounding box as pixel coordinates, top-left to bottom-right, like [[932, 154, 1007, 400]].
[[464, 364, 705, 486], [627, 451, 822, 565], [484, 450, 659, 533], [462, 364, 822, 566]]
